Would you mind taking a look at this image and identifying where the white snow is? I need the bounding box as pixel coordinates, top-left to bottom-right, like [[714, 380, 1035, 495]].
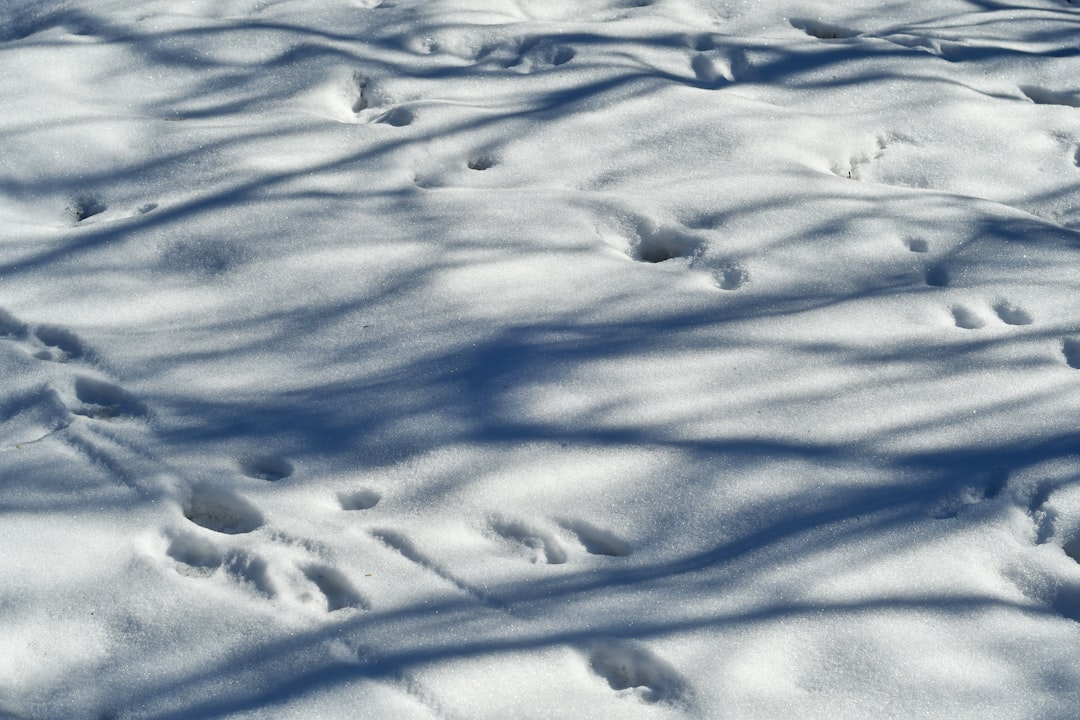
[[2, 0, 1080, 717]]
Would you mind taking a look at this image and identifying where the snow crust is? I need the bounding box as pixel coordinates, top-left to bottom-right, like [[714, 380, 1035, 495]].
[[2, 0, 1080, 717]]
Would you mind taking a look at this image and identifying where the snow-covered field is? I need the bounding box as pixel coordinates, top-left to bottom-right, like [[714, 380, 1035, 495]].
[[2, 0, 1080, 717]]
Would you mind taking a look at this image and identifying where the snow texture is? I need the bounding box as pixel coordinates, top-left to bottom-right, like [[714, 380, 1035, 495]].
[[2, 0, 1080, 717]]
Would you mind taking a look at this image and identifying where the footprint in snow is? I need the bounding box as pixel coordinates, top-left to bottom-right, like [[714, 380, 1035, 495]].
[[350, 72, 371, 113], [1063, 338, 1080, 369], [691, 53, 733, 86], [633, 222, 700, 263], [167, 532, 275, 596], [906, 238, 930, 253], [467, 155, 497, 171], [586, 640, 691, 706], [239, 454, 293, 482], [993, 301, 1032, 326], [72, 376, 148, 419], [951, 305, 985, 330], [301, 564, 369, 612], [1, 310, 85, 364], [69, 196, 107, 223], [167, 532, 365, 612], [182, 486, 264, 534], [926, 471, 1008, 519], [32, 325, 87, 363], [560, 519, 631, 557], [338, 487, 381, 510], [344, 71, 413, 126], [0, 308, 28, 339], [925, 265, 949, 287], [375, 106, 414, 127], [507, 38, 575, 72], [714, 264, 748, 291], [490, 516, 568, 564], [834, 136, 887, 180]]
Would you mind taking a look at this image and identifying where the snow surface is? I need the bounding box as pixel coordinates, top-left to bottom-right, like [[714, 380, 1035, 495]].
[[2, 0, 1080, 717]]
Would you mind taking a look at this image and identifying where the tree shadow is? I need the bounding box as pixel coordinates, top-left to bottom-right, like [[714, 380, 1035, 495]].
[[4, 2, 1080, 717]]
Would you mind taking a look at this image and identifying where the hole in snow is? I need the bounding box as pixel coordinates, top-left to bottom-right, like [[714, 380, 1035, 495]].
[[490, 516, 567, 564], [716, 265, 748, 290], [0, 308, 28, 338], [302, 564, 368, 612], [467, 156, 496, 171], [587, 640, 689, 705], [34, 325, 85, 361], [338, 488, 381, 510], [925, 266, 949, 287], [351, 73, 371, 113], [952, 306, 984, 330], [183, 487, 263, 534], [71, 197, 106, 222], [73, 376, 147, 419], [561, 519, 630, 556], [239, 455, 293, 481], [993, 301, 1032, 326], [376, 107, 414, 127], [906, 238, 929, 253], [1062, 338, 1080, 369], [634, 223, 700, 263]]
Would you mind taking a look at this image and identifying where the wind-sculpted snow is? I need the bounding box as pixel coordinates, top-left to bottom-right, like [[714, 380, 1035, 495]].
[[2, 0, 1080, 717]]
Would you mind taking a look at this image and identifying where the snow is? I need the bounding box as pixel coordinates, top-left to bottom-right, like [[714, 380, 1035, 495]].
[[2, 0, 1080, 717]]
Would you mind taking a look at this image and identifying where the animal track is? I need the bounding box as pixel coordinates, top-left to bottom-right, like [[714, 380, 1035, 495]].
[[1019, 86, 1080, 108], [509, 39, 575, 72], [70, 196, 106, 222], [302, 564, 368, 611], [339, 488, 381, 510], [926, 471, 1008, 519], [925, 265, 949, 287], [168, 533, 275, 595], [183, 487, 263, 534], [1063, 338, 1080, 369], [239, 455, 293, 482], [834, 136, 887, 180], [993, 301, 1032, 326], [376, 106, 414, 127], [73, 376, 147, 419], [906, 238, 929, 253], [789, 18, 860, 40], [587, 640, 690, 705], [0, 386, 70, 447], [690, 53, 728, 85], [633, 222, 700, 263], [467, 155, 497, 171], [952, 305, 985, 330], [561, 520, 630, 557], [33, 325, 86, 362], [490, 516, 567, 564], [351, 72, 371, 113], [167, 532, 364, 612], [0, 308, 28, 338], [715, 264, 748, 290]]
